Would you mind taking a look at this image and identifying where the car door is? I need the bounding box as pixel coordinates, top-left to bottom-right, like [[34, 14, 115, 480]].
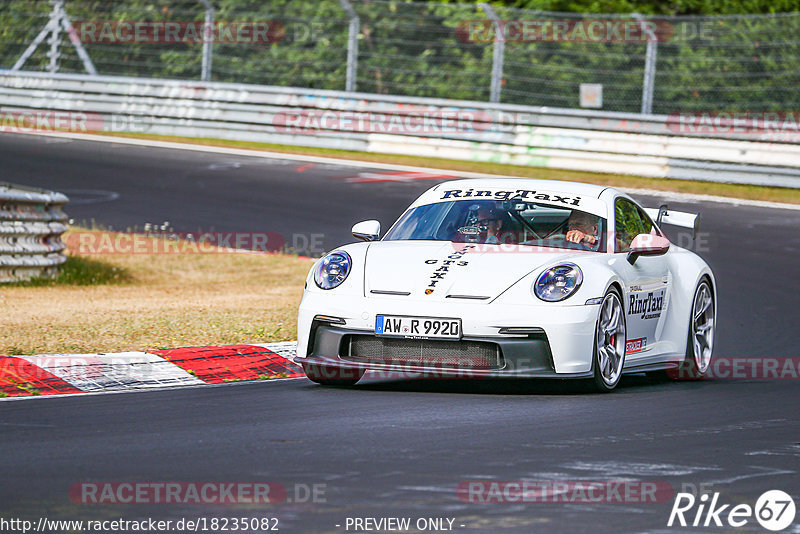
[[613, 197, 672, 361]]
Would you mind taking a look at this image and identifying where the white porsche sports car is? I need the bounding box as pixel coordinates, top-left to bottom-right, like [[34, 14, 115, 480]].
[[295, 178, 715, 391]]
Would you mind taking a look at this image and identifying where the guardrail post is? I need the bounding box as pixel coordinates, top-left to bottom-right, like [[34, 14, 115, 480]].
[[338, 0, 359, 92], [199, 0, 215, 81], [0, 182, 69, 283], [634, 13, 658, 115], [480, 3, 505, 104]]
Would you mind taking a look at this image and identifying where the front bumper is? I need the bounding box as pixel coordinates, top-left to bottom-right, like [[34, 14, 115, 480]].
[[296, 292, 600, 378], [301, 325, 596, 379]]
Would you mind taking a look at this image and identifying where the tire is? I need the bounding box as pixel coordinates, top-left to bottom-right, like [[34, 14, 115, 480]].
[[302, 362, 364, 386], [673, 278, 715, 380], [591, 287, 627, 392]]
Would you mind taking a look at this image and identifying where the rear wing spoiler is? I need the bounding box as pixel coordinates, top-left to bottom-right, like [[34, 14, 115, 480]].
[[643, 205, 700, 238]]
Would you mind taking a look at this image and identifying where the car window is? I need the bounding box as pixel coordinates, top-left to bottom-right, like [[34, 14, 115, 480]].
[[614, 198, 648, 252], [383, 199, 607, 252], [637, 206, 654, 234]]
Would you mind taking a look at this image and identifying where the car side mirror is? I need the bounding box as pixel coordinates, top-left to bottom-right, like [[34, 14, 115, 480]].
[[352, 220, 381, 242], [627, 233, 670, 264]]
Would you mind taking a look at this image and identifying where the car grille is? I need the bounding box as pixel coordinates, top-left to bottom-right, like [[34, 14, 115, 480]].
[[341, 335, 503, 370]]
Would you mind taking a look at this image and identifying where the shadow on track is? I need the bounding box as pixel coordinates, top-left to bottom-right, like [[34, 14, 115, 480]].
[[297, 373, 724, 396]]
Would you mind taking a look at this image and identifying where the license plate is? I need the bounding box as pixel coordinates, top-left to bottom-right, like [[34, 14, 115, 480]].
[[375, 315, 461, 340]]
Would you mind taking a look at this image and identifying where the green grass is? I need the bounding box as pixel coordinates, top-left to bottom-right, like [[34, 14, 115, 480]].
[[9, 255, 132, 287]]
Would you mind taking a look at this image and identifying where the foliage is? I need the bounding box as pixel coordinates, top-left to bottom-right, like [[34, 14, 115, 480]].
[[493, 0, 800, 15], [1, 0, 798, 112]]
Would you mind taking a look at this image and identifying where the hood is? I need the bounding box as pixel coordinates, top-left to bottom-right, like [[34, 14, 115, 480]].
[[363, 240, 582, 301]]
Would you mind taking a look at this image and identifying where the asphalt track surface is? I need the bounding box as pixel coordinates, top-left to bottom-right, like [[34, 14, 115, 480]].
[[2, 134, 799, 533]]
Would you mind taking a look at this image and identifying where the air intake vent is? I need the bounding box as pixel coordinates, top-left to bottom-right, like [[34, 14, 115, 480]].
[[341, 336, 503, 370]]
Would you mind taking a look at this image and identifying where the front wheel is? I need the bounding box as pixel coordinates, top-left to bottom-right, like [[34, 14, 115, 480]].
[[592, 288, 627, 392], [302, 362, 364, 386]]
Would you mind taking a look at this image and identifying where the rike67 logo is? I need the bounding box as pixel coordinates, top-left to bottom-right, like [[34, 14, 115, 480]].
[[668, 490, 796, 531]]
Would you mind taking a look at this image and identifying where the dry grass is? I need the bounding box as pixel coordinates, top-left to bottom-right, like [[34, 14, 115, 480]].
[[99, 132, 800, 205], [1, 228, 311, 355]]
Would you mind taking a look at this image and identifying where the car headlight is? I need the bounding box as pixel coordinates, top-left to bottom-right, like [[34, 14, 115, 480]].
[[313, 250, 352, 290], [533, 263, 583, 302]]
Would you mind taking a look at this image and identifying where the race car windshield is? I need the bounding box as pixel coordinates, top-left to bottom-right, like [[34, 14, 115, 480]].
[[383, 199, 607, 251]]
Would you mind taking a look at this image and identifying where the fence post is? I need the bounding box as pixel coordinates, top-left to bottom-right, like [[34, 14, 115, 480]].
[[479, 3, 504, 104], [12, 0, 97, 74], [47, 0, 63, 73], [199, 0, 215, 81], [12, 20, 56, 71], [634, 13, 658, 115], [338, 0, 359, 92]]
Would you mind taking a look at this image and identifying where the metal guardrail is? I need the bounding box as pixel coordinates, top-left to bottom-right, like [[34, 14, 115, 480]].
[[1, 70, 799, 188], [0, 182, 69, 283]]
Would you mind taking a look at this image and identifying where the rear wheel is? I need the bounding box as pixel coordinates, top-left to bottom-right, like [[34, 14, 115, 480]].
[[674, 279, 715, 380], [592, 288, 627, 392], [302, 362, 364, 386]]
